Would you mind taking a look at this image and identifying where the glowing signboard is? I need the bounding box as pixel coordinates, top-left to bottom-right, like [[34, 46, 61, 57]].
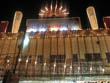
[[26, 17, 82, 32]]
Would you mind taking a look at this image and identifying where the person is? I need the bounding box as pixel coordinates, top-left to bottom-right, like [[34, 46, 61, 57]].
[[2, 70, 12, 83], [2, 70, 19, 83]]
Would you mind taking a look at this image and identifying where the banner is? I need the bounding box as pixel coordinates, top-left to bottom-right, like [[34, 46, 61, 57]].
[[103, 17, 110, 29], [86, 6, 99, 30], [0, 21, 9, 32], [11, 11, 23, 33]]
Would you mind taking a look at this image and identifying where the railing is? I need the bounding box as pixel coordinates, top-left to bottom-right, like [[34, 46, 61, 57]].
[[0, 55, 110, 80]]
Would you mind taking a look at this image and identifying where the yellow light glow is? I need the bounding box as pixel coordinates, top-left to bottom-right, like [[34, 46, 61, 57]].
[[70, 66, 72, 69], [41, 10, 45, 13], [26, 59, 28, 63], [64, 64, 66, 68], [7, 60, 10, 63], [39, 13, 44, 16], [64, 12, 69, 15], [102, 68, 105, 72], [90, 67, 92, 71], [45, 7, 48, 11], [59, 6, 63, 10], [35, 61, 37, 65], [55, 3, 57, 11], [78, 67, 80, 70], [44, 62, 46, 66], [62, 9, 67, 12], [50, 28, 59, 31], [50, 3, 52, 11], [54, 63, 56, 67], [18, 58, 22, 62]]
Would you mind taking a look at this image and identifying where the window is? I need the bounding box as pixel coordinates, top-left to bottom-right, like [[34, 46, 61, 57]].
[[93, 53, 101, 61], [85, 53, 101, 62], [72, 54, 78, 62], [85, 53, 93, 62], [37, 56, 43, 63], [60, 55, 65, 63], [106, 52, 110, 63], [50, 55, 65, 63], [20, 56, 27, 64], [50, 55, 56, 63], [28, 55, 32, 63], [56, 55, 65, 63]]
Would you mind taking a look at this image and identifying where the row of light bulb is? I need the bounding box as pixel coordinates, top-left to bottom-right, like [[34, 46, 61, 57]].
[[18, 58, 105, 72], [27, 26, 80, 33], [6, 58, 105, 73]]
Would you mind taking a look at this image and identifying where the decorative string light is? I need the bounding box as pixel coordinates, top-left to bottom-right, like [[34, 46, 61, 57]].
[[54, 63, 56, 67], [90, 67, 92, 71], [7, 59, 10, 63], [39, 2, 69, 18], [102, 68, 105, 72], [64, 64, 66, 68], [18, 58, 21, 62], [35, 61, 37, 65], [26, 59, 28, 63]]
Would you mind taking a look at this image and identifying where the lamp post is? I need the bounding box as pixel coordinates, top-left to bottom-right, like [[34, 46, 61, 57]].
[[2, 32, 26, 83], [13, 32, 26, 74]]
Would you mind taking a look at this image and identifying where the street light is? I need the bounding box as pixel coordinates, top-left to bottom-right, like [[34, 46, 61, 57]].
[[13, 32, 30, 74]]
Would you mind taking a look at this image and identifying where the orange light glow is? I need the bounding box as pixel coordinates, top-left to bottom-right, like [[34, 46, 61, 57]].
[[48, 25, 60, 31]]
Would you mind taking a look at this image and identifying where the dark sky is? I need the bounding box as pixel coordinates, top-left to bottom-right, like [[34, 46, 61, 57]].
[[0, 0, 110, 31]]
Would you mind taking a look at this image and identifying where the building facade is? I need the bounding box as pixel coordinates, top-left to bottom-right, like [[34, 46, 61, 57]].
[[0, 29, 110, 82]]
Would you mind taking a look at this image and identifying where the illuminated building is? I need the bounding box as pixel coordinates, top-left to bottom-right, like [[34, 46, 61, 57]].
[[0, 3, 110, 83], [1, 28, 110, 83]]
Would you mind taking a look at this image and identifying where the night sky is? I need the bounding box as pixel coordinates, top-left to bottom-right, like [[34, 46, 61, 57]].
[[0, 0, 110, 32]]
